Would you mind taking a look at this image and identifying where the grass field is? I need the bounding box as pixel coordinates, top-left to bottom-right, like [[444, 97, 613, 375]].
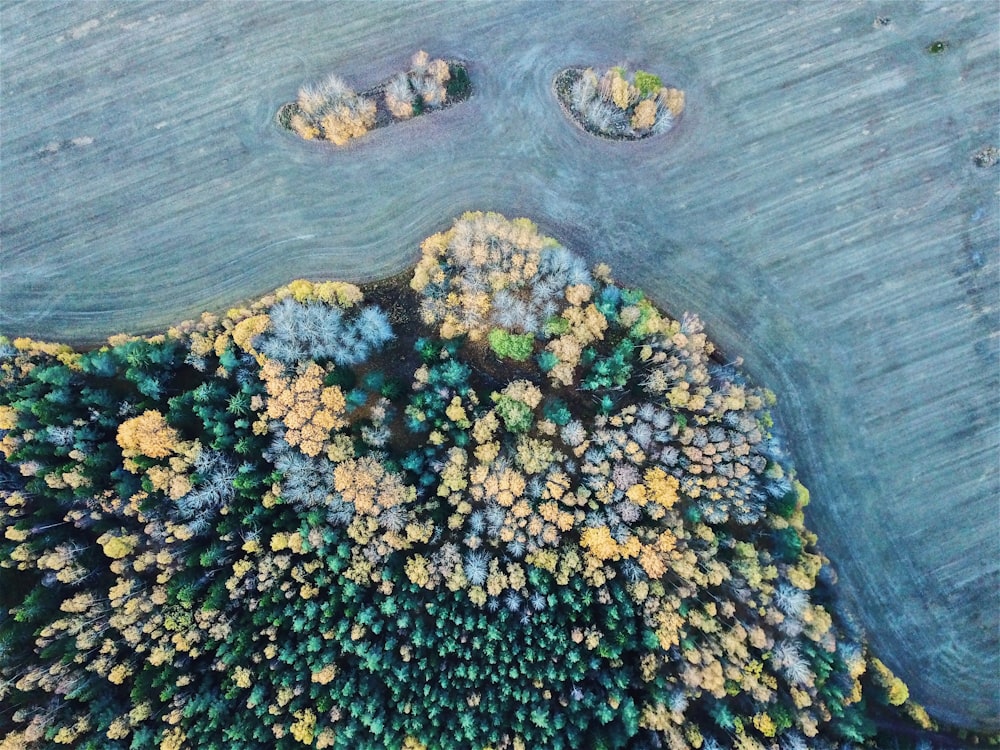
[[1, 0, 997, 730]]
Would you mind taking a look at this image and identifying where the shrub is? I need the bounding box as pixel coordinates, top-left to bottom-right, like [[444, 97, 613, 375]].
[[446, 64, 471, 99], [384, 73, 415, 119], [289, 112, 319, 140], [415, 74, 447, 109], [631, 99, 657, 130], [571, 69, 598, 111], [319, 99, 376, 146]]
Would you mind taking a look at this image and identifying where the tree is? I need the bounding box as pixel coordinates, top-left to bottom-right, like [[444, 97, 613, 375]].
[[488, 329, 534, 361], [633, 70, 663, 95], [492, 381, 541, 434], [631, 99, 657, 130], [320, 100, 376, 146], [253, 298, 391, 367]]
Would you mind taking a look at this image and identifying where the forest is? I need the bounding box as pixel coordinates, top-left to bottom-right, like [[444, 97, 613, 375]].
[[0, 212, 975, 749]]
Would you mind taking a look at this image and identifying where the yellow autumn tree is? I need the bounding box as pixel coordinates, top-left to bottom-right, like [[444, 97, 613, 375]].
[[231, 314, 271, 358], [96, 533, 139, 561], [580, 526, 619, 562], [117, 410, 182, 460], [643, 467, 680, 510], [631, 98, 657, 130], [871, 657, 910, 706], [275, 279, 364, 307], [658, 86, 685, 116], [116, 411, 200, 499], [260, 360, 347, 457], [320, 101, 376, 146], [289, 709, 316, 744]]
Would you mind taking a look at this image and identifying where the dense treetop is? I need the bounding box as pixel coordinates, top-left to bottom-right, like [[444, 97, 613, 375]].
[[0, 213, 943, 748]]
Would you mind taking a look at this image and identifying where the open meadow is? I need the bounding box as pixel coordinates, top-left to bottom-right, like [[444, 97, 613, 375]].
[[1, 0, 997, 731]]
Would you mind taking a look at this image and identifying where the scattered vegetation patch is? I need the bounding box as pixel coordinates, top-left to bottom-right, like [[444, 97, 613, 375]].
[[278, 51, 472, 146], [973, 146, 998, 168], [0, 212, 967, 749], [555, 66, 684, 140], [926, 40, 949, 54]]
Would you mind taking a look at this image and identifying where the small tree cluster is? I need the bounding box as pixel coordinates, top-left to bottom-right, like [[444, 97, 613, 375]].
[[289, 73, 376, 145], [117, 409, 201, 499], [562, 66, 684, 139], [411, 211, 591, 341], [384, 50, 452, 119], [283, 52, 470, 145], [252, 297, 393, 368]]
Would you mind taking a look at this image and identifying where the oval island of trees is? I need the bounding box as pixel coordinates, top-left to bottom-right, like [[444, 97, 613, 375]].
[[0, 212, 964, 749], [555, 66, 684, 141], [278, 51, 472, 146]]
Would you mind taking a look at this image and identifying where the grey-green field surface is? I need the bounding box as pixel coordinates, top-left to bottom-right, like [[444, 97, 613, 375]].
[[1, 0, 997, 731]]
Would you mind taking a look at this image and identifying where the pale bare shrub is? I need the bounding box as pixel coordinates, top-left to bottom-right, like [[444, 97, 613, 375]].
[[570, 68, 599, 112], [597, 69, 616, 102], [411, 49, 430, 75], [297, 84, 328, 117], [318, 73, 352, 102], [584, 98, 627, 134], [385, 73, 415, 119], [415, 74, 447, 108], [426, 58, 451, 85], [651, 104, 675, 134]]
